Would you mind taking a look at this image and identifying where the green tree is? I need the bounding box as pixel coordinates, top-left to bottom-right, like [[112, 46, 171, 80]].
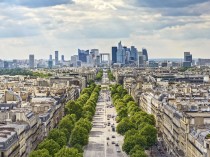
[[29, 149, 51, 157], [55, 147, 82, 157], [76, 118, 92, 133], [117, 86, 123, 93], [139, 124, 157, 147], [117, 118, 135, 135], [81, 88, 92, 96], [127, 101, 137, 108], [70, 126, 89, 146], [38, 139, 60, 156], [123, 94, 134, 103], [58, 117, 75, 139], [48, 129, 67, 147], [83, 105, 95, 116], [129, 145, 145, 156], [123, 134, 147, 154], [118, 107, 127, 119], [73, 144, 84, 153], [130, 150, 147, 157], [65, 101, 83, 120]]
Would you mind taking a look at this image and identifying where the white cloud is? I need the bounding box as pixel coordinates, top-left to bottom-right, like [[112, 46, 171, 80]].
[[0, 0, 209, 59]]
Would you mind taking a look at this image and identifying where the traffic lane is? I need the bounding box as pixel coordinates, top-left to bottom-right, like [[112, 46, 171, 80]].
[[105, 101, 126, 157], [84, 101, 106, 157]]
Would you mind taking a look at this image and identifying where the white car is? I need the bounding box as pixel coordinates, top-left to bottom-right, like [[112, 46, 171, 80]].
[[116, 148, 121, 152]]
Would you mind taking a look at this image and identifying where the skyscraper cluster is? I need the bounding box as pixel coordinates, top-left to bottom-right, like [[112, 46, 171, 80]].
[[28, 51, 66, 69], [112, 41, 148, 67], [70, 49, 100, 67]]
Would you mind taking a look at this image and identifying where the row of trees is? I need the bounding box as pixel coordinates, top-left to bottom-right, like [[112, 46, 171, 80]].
[[107, 69, 115, 81], [0, 68, 52, 78], [95, 69, 103, 81], [110, 84, 157, 157], [30, 83, 101, 157]]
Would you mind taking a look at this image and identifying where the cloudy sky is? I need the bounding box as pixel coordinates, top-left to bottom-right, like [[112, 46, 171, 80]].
[[0, 0, 210, 59]]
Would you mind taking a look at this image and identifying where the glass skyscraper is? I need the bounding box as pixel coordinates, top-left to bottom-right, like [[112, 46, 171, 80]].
[[112, 47, 117, 64]]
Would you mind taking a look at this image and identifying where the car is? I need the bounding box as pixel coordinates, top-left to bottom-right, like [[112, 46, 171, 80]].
[[112, 141, 115, 144], [116, 148, 121, 152], [106, 137, 110, 140], [115, 143, 119, 146], [112, 135, 116, 138]]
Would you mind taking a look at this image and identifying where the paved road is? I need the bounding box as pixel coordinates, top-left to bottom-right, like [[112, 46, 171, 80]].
[[84, 72, 126, 157]]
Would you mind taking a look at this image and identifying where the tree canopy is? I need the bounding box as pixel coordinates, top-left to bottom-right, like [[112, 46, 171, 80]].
[[55, 148, 82, 157], [29, 149, 51, 157], [38, 139, 60, 156]]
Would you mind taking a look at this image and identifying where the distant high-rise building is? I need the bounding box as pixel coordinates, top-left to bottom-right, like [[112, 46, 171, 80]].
[[117, 41, 126, 64], [55, 51, 59, 65], [183, 52, 192, 67], [29, 54, 35, 69], [142, 48, 148, 61], [70, 55, 78, 67], [49, 55, 52, 61], [96, 55, 100, 67], [112, 47, 117, 64], [3, 61, 9, 69], [130, 46, 138, 61], [138, 52, 144, 67], [184, 52, 192, 62], [78, 49, 89, 62], [90, 49, 99, 57], [48, 60, 53, 69], [197, 58, 210, 66], [0, 60, 4, 68], [149, 60, 159, 68], [61, 55, 65, 62], [138, 56, 144, 67]]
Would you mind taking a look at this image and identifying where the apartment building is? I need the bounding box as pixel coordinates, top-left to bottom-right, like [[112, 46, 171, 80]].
[[0, 75, 82, 156]]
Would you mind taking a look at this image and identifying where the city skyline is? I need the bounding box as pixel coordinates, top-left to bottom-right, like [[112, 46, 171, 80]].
[[0, 0, 210, 59]]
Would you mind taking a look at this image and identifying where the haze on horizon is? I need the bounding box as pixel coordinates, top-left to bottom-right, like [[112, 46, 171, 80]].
[[0, 0, 210, 60]]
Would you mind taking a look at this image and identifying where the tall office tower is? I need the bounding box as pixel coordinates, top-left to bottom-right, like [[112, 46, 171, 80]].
[[142, 48, 148, 61], [0, 60, 4, 68], [29, 54, 35, 69], [61, 55, 65, 62], [183, 52, 192, 67], [130, 46, 138, 61], [117, 41, 126, 64], [125, 50, 131, 64], [96, 55, 100, 67], [70, 55, 78, 67], [49, 55, 52, 61], [78, 49, 89, 62], [3, 61, 9, 69], [90, 49, 99, 56], [138, 52, 144, 67], [184, 52, 192, 62], [48, 60, 53, 69], [112, 47, 117, 64], [55, 51, 59, 65]]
